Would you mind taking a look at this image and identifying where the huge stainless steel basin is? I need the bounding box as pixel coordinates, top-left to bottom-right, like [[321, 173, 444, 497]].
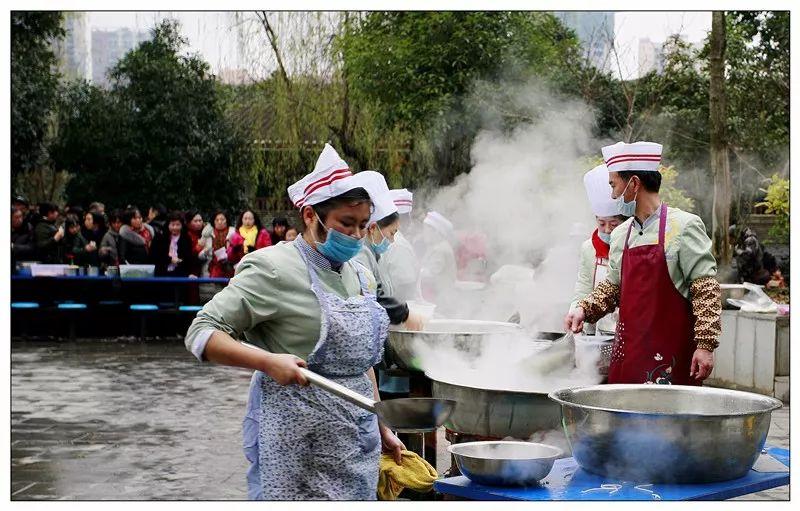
[[386, 319, 524, 372], [549, 384, 783, 483], [431, 376, 563, 439]]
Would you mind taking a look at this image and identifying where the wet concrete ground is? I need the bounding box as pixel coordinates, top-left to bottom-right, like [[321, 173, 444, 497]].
[[11, 339, 790, 500]]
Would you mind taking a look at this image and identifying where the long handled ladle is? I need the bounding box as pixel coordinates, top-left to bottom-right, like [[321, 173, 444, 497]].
[[242, 342, 455, 432]]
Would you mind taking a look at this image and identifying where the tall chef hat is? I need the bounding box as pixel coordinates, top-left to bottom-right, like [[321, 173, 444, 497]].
[[423, 211, 454, 238], [288, 144, 359, 208], [389, 189, 413, 215], [601, 141, 663, 173], [583, 164, 618, 217], [358, 171, 397, 225]]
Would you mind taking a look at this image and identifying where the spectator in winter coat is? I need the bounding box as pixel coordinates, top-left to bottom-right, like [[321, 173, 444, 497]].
[[118, 207, 154, 264], [151, 211, 196, 277], [147, 204, 168, 239], [185, 210, 207, 277], [33, 202, 66, 263], [63, 214, 98, 266], [205, 210, 235, 278], [81, 211, 106, 246], [11, 207, 36, 263], [269, 216, 290, 245], [227, 209, 271, 265], [99, 210, 123, 269]]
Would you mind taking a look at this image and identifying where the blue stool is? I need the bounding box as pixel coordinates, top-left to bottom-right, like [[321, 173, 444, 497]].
[[12, 302, 40, 309], [11, 302, 40, 338], [178, 305, 203, 313], [57, 303, 87, 340], [130, 304, 159, 340], [130, 304, 159, 311], [58, 303, 88, 310]]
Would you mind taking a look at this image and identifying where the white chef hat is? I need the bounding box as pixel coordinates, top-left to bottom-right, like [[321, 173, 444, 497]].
[[389, 189, 413, 215], [287, 144, 361, 208], [359, 171, 397, 225], [601, 141, 663, 173], [423, 211, 454, 238], [583, 164, 618, 217]]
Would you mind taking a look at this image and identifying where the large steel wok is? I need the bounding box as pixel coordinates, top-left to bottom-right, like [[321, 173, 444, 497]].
[[386, 319, 525, 372], [549, 384, 783, 483], [431, 375, 563, 439]]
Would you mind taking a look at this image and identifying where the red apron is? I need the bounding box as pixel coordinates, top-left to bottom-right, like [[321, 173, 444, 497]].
[[607, 203, 699, 385]]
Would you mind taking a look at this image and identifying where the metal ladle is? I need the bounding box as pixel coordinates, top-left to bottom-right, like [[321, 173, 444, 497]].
[[298, 368, 456, 435], [242, 342, 455, 432]]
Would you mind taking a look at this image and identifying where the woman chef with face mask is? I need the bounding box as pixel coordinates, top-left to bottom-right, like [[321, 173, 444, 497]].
[[569, 163, 629, 335], [184, 144, 404, 500]]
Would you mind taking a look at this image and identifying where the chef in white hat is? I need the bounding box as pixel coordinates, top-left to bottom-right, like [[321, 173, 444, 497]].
[[378, 189, 420, 303], [353, 178, 425, 331], [185, 143, 404, 500], [569, 163, 629, 335], [565, 141, 721, 386], [419, 211, 457, 304], [354, 183, 424, 398]]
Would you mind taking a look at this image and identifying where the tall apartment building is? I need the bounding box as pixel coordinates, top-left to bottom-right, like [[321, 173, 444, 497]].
[[91, 28, 150, 87], [555, 12, 615, 72]]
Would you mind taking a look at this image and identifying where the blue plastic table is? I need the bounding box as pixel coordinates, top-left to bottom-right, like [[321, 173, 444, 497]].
[[434, 446, 789, 501]]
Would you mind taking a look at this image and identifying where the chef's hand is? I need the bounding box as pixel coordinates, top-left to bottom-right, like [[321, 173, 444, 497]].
[[564, 308, 585, 333], [264, 353, 308, 386], [689, 348, 714, 381], [403, 311, 425, 331], [380, 424, 405, 465]]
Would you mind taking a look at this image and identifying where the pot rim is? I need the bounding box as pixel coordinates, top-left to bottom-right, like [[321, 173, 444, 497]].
[[389, 319, 524, 334], [448, 440, 563, 460], [430, 374, 552, 395], [547, 384, 784, 417]]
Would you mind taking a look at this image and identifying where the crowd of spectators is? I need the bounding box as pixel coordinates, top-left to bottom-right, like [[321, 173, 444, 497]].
[[11, 195, 299, 278]]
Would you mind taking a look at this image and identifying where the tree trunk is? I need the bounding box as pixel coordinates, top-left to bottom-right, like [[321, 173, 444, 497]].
[[709, 11, 732, 265]]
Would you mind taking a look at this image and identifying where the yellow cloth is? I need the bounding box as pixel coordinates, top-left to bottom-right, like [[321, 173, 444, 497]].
[[239, 225, 258, 254], [377, 450, 438, 500]]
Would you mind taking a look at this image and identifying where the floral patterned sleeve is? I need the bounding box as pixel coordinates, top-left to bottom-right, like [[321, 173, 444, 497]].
[[577, 279, 620, 324], [690, 276, 722, 351]]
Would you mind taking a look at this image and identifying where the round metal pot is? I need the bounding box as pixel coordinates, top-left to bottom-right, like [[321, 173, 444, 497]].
[[549, 384, 783, 483], [449, 441, 562, 486], [432, 376, 563, 439], [386, 319, 524, 372]]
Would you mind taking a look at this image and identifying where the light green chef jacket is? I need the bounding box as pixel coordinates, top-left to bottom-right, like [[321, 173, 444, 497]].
[[354, 243, 388, 296], [184, 238, 373, 361], [606, 205, 717, 299]]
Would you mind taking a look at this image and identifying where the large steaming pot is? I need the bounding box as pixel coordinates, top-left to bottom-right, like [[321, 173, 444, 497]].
[[431, 376, 562, 439], [549, 384, 783, 483], [386, 319, 524, 372]]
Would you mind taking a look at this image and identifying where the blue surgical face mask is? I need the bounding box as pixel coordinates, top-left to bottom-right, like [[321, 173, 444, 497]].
[[616, 178, 637, 217], [311, 211, 363, 263], [369, 227, 391, 255], [598, 230, 611, 244]]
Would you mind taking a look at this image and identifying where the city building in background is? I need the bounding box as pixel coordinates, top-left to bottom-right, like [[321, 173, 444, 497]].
[[638, 37, 666, 76], [91, 28, 150, 87], [555, 12, 615, 72]]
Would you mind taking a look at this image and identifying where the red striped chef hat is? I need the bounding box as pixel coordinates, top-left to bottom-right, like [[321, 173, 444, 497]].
[[288, 144, 359, 208], [389, 189, 413, 215], [601, 141, 663, 173]]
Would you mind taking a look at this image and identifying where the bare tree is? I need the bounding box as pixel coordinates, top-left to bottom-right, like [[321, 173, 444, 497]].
[[709, 11, 732, 264]]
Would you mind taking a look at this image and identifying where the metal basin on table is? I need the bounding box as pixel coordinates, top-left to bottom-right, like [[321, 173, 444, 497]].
[[386, 319, 524, 372], [549, 384, 783, 483], [449, 441, 562, 486], [431, 376, 562, 439]]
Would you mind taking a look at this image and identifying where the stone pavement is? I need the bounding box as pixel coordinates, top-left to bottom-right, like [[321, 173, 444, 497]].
[[10, 339, 790, 500]]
